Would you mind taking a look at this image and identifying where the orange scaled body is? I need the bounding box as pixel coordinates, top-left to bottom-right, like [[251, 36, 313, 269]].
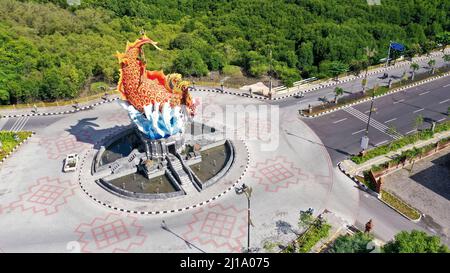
[[116, 35, 195, 115]]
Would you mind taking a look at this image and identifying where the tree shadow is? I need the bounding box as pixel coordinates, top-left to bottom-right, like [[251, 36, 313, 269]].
[[276, 220, 300, 236]]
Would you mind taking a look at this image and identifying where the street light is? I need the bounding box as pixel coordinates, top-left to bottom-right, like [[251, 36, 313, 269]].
[[236, 183, 253, 252], [361, 89, 377, 155], [385, 41, 393, 68]]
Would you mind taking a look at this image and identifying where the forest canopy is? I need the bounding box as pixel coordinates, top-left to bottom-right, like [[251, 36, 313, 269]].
[[0, 0, 449, 104]]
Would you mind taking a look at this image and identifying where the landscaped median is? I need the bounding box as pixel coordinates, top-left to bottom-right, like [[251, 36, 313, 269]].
[[379, 190, 421, 221], [351, 121, 450, 164], [282, 215, 332, 253], [0, 131, 34, 163], [338, 121, 450, 222]]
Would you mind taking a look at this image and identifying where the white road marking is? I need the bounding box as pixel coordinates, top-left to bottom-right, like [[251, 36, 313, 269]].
[[406, 129, 417, 135], [333, 118, 347, 124], [413, 108, 424, 113], [375, 140, 388, 146], [352, 129, 366, 135], [419, 91, 430, 96], [343, 107, 403, 140], [443, 84, 450, 88], [364, 110, 370, 114], [438, 117, 447, 122], [439, 99, 450, 104], [384, 118, 397, 123], [9, 117, 23, 132], [9, 116, 30, 132], [393, 99, 405, 104]]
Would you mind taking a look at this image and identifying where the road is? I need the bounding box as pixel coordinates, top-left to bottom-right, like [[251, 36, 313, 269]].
[[303, 75, 450, 164], [272, 52, 449, 109]]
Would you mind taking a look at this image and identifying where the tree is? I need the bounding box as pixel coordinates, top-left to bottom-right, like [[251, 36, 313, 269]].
[[443, 54, 450, 68], [410, 63, 419, 80], [383, 230, 449, 253], [414, 114, 424, 131], [427, 59, 436, 74], [435, 32, 450, 52], [362, 47, 377, 93], [334, 87, 344, 104], [329, 61, 349, 81], [329, 232, 374, 253], [298, 210, 314, 230], [172, 49, 208, 77]]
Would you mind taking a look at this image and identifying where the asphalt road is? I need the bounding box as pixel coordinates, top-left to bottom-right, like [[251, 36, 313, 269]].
[[304, 75, 450, 164], [273, 53, 449, 109], [0, 116, 64, 132]]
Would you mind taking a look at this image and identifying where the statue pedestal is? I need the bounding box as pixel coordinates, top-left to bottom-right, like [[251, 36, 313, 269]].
[[136, 129, 186, 160]]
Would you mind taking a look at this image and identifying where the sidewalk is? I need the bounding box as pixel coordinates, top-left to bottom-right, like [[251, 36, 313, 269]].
[[340, 129, 450, 177]]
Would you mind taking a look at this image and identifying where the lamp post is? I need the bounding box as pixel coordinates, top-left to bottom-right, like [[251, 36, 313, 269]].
[[361, 89, 377, 155], [236, 183, 253, 252], [385, 41, 392, 68]]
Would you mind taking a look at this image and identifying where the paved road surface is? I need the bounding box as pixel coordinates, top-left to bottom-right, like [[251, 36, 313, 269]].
[[304, 75, 450, 164]]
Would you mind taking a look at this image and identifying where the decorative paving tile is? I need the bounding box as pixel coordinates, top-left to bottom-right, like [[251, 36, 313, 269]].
[[74, 213, 147, 253]]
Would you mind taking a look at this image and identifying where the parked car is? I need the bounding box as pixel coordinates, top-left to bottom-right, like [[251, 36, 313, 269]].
[[63, 153, 79, 172]]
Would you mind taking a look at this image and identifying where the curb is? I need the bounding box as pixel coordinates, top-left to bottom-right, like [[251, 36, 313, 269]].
[[338, 162, 422, 223], [0, 132, 35, 165], [299, 72, 450, 118], [337, 162, 379, 198], [0, 98, 119, 119], [77, 131, 251, 215]]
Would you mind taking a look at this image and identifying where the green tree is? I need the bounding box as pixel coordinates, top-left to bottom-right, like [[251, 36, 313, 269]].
[[329, 61, 349, 81], [414, 114, 424, 131], [172, 49, 208, 77], [427, 59, 436, 74], [410, 63, 420, 80], [298, 210, 314, 230], [383, 230, 449, 253], [443, 54, 450, 68], [361, 47, 377, 93], [435, 32, 450, 52], [334, 87, 344, 104], [329, 232, 374, 253]]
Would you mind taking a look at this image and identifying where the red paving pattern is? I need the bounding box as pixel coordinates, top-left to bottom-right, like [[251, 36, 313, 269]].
[[250, 156, 309, 192], [38, 131, 92, 160], [6, 177, 76, 216], [74, 213, 147, 253], [182, 204, 247, 253]]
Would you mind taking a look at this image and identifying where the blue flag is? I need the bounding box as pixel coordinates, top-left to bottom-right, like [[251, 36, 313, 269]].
[[390, 42, 405, 51]]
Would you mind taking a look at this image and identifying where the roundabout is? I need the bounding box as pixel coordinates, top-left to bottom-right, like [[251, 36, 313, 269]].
[[0, 36, 360, 253]]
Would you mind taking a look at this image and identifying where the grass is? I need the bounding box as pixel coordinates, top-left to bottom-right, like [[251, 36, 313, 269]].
[[380, 190, 421, 221], [351, 121, 450, 164], [0, 131, 32, 161], [356, 172, 377, 192], [282, 218, 331, 253]]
